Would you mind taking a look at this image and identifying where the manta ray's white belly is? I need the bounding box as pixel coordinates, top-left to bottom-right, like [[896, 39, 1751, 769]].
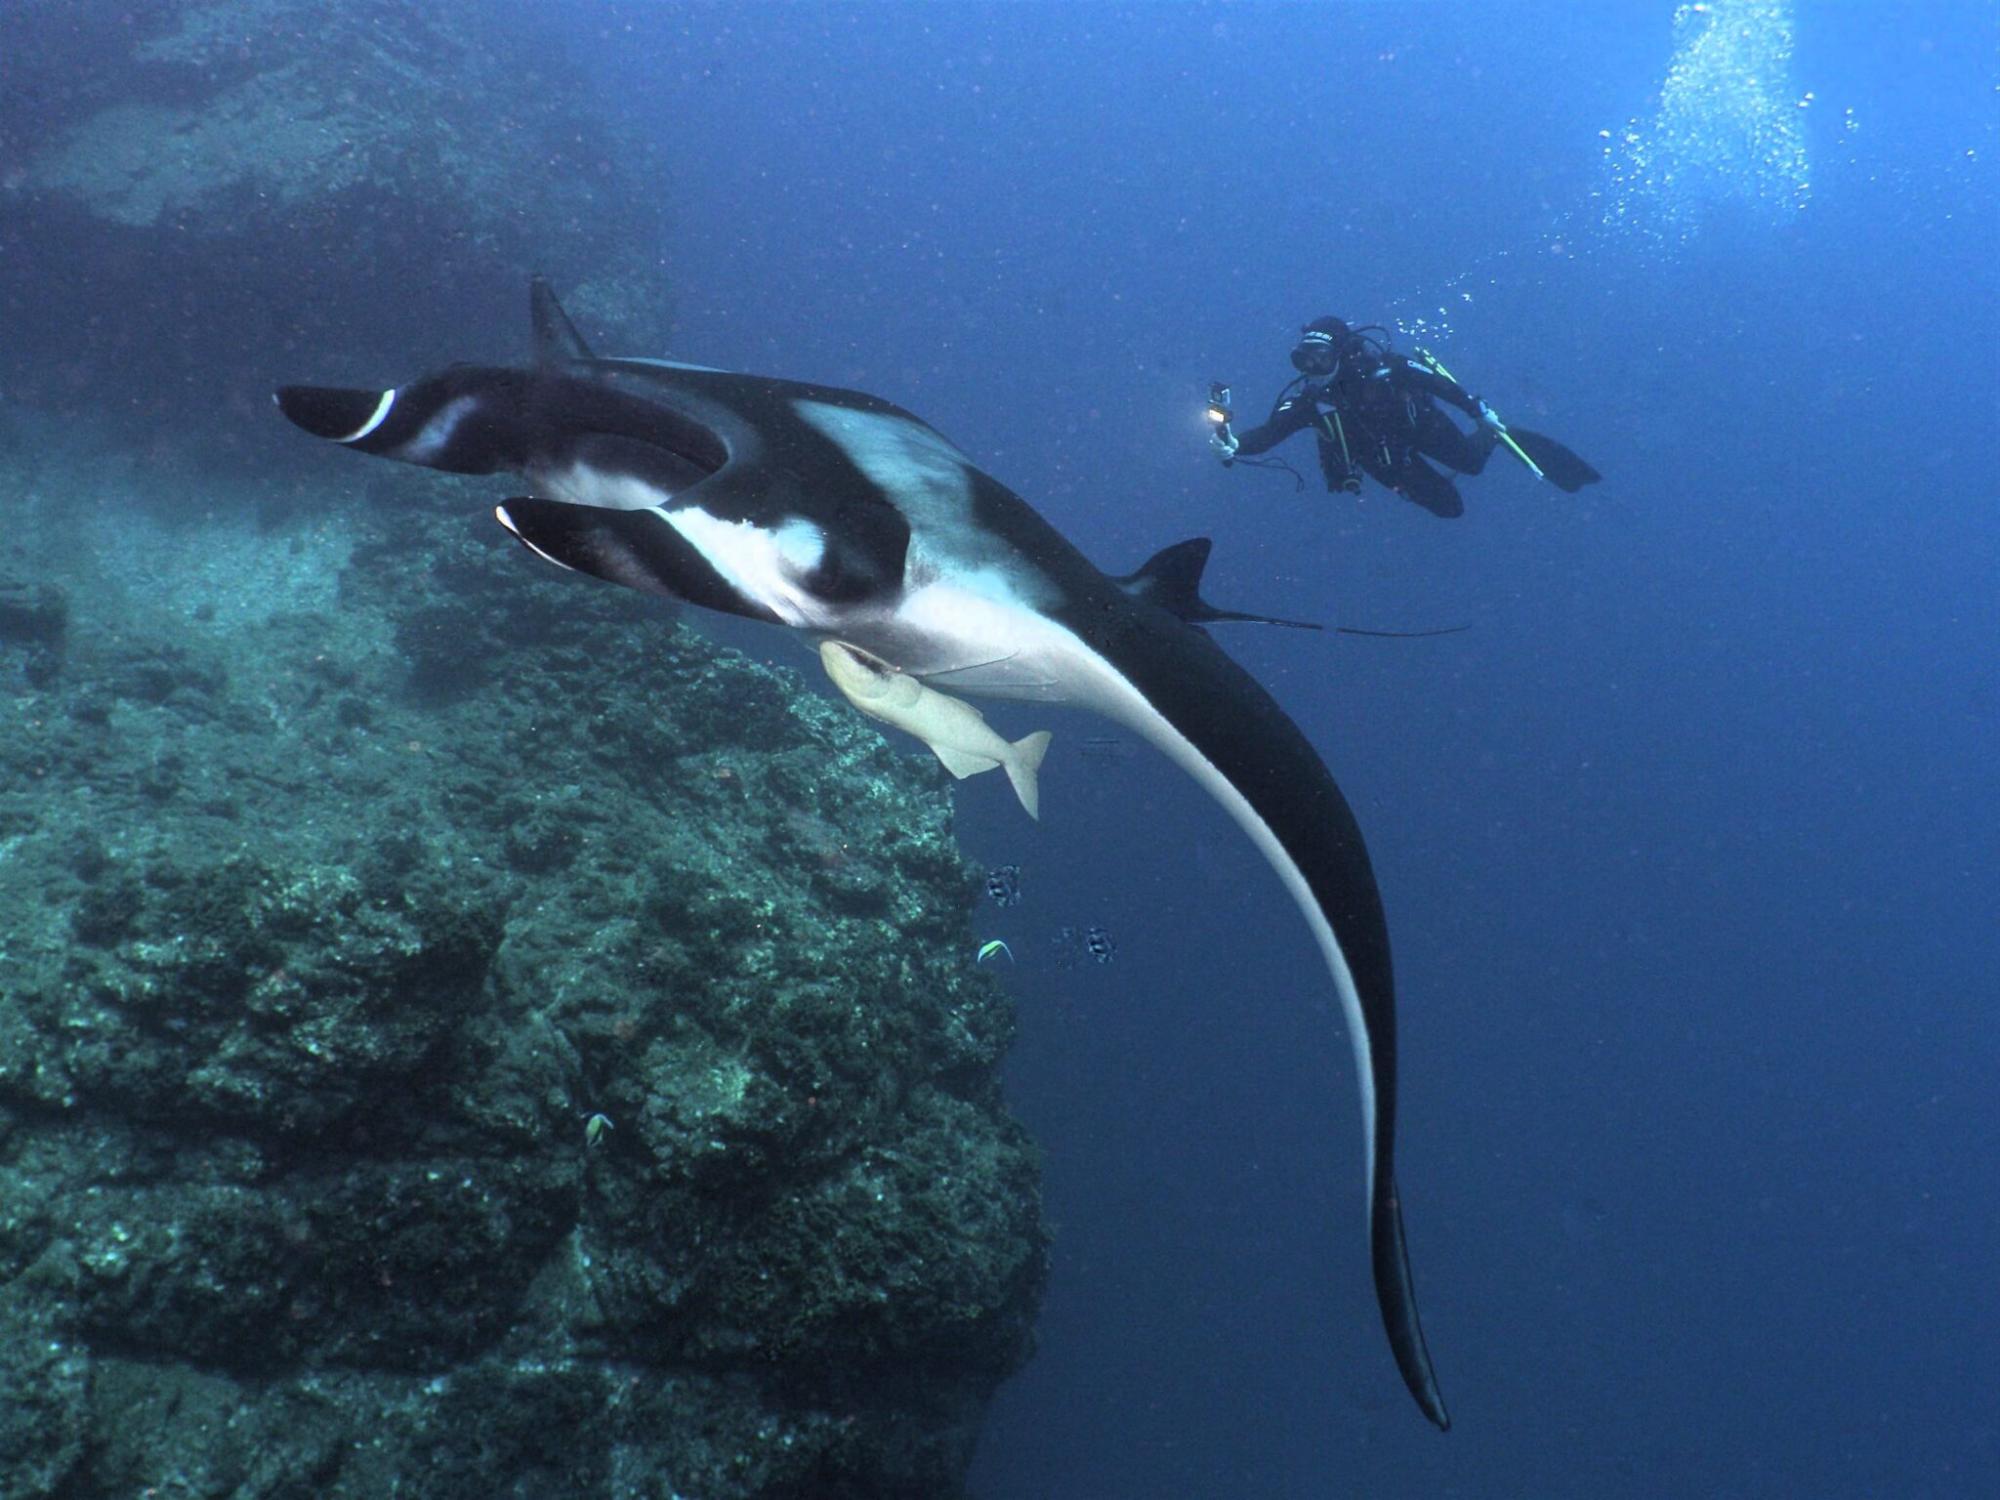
[[864, 580, 1109, 706]]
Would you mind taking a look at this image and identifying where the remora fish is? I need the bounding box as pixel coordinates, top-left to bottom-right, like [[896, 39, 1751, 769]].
[[819, 639, 1052, 818], [275, 279, 1451, 1429]]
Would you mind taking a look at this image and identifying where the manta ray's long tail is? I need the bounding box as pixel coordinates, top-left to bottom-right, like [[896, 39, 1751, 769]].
[[1374, 1174, 1449, 1429], [1078, 600, 1451, 1430]]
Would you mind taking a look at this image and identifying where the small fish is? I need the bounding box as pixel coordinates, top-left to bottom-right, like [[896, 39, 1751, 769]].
[[819, 640, 1052, 818], [1049, 924, 1116, 969], [984, 863, 1023, 907], [977, 939, 1014, 964]]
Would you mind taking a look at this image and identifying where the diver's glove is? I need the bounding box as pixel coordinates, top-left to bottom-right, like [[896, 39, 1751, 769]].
[[1209, 427, 1239, 464], [1474, 398, 1506, 433]]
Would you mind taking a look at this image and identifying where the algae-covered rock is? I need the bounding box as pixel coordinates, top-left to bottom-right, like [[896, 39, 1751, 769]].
[[0, 1285, 88, 1494], [0, 574, 67, 690], [18, 0, 638, 252], [0, 476, 1046, 1498], [0, 1, 672, 443]]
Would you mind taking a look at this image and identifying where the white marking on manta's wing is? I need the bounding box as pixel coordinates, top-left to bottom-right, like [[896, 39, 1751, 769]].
[[865, 582, 1068, 697], [791, 400, 1063, 617], [654, 508, 833, 627], [493, 506, 579, 572], [791, 399, 977, 520], [533, 461, 837, 627], [400, 394, 476, 464], [771, 518, 827, 575], [336, 388, 397, 443]]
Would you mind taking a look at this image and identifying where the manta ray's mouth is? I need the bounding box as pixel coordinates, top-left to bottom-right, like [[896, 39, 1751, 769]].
[[533, 424, 719, 511], [585, 368, 732, 484]]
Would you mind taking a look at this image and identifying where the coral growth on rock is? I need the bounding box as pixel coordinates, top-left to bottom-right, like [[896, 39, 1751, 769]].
[[0, 454, 1046, 1499]]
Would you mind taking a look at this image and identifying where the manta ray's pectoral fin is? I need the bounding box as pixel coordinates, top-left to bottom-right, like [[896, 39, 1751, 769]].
[[1115, 538, 1324, 631]]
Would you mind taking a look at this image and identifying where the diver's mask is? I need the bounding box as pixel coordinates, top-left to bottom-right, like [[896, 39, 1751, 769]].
[[1290, 333, 1339, 376]]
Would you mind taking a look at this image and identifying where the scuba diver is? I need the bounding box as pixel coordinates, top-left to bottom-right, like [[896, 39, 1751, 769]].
[[1208, 316, 1600, 518]]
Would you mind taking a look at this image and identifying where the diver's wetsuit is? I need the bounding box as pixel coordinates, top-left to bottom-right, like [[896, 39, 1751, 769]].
[[1232, 351, 1494, 518]]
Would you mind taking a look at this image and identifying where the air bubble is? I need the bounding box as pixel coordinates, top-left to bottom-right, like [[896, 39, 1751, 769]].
[[1599, 0, 1812, 248]]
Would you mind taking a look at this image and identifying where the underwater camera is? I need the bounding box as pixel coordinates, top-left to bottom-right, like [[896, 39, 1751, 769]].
[[1205, 381, 1232, 428]]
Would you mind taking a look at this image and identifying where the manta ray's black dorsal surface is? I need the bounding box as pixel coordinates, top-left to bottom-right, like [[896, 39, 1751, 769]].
[[275, 279, 1451, 1429]]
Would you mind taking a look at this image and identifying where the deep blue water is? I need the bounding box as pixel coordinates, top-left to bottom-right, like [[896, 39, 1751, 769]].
[[608, 5, 2000, 1496], [595, 6, 1996, 1495], [18, 2, 2000, 1495]]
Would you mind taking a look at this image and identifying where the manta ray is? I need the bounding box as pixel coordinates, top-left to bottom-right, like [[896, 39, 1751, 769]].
[[276, 280, 1452, 1429]]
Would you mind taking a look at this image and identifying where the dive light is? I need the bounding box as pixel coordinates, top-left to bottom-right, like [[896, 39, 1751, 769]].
[[1205, 381, 1233, 428]]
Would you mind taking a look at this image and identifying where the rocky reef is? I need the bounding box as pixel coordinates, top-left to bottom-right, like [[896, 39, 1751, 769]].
[[1, 0, 672, 443], [0, 447, 1047, 1498]]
